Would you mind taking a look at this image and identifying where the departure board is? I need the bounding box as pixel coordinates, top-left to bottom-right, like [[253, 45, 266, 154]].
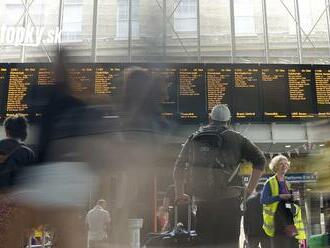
[[94, 64, 122, 96], [261, 66, 290, 121], [67, 64, 95, 95], [314, 65, 330, 118], [7, 64, 37, 118], [288, 66, 315, 119], [150, 65, 178, 119], [32, 64, 56, 118], [177, 64, 206, 122], [6, 64, 55, 119], [1, 63, 329, 123], [0, 64, 9, 121], [206, 65, 233, 112], [233, 65, 262, 121]]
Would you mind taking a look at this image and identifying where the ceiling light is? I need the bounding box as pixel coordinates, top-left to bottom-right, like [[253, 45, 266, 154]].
[[319, 144, 325, 147], [285, 145, 291, 148]]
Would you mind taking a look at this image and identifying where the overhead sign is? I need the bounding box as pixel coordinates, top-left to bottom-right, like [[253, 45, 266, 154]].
[[243, 173, 317, 184]]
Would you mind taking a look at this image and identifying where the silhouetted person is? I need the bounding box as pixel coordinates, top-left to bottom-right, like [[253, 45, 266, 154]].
[[0, 115, 35, 247], [16, 51, 90, 248], [86, 199, 111, 248], [92, 67, 171, 245], [174, 104, 266, 248], [37, 51, 85, 163], [0, 115, 35, 187], [244, 185, 271, 248]]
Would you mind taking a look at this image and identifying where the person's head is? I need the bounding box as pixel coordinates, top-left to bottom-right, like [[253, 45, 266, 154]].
[[209, 104, 231, 126], [269, 154, 290, 176], [122, 67, 161, 122], [96, 199, 107, 209], [4, 115, 28, 141]]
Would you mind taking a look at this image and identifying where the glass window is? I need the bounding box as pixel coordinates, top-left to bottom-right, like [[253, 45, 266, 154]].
[[116, 0, 139, 39], [62, 0, 83, 42], [299, 0, 329, 63], [0, 0, 24, 62], [234, 0, 256, 35], [28, 0, 45, 27], [174, 0, 197, 32], [200, 0, 231, 62], [5, 0, 24, 26], [235, 0, 265, 63], [266, 0, 299, 63], [60, 0, 93, 62], [96, 0, 123, 62], [24, 0, 59, 62]]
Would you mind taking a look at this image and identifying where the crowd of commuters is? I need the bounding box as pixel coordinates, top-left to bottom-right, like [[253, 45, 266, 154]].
[[0, 52, 312, 248], [0, 109, 307, 248]]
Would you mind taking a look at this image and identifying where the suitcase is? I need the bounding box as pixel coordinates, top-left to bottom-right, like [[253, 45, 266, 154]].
[[308, 233, 329, 248], [143, 203, 198, 247]]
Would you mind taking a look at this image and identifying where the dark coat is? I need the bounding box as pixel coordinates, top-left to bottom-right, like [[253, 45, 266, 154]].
[[0, 138, 35, 187], [244, 192, 265, 238]]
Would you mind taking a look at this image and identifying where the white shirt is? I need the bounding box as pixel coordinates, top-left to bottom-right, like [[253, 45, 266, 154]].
[[86, 205, 111, 241]]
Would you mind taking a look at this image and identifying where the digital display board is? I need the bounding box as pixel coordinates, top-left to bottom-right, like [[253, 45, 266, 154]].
[[314, 65, 330, 118], [7, 64, 36, 118], [233, 65, 262, 121], [177, 64, 206, 122], [6, 64, 55, 119], [261, 66, 290, 121], [94, 64, 122, 96], [67, 64, 95, 95], [206, 65, 233, 113], [1, 63, 328, 123], [150, 65, 178, 120], [288, 66, 315, 119]]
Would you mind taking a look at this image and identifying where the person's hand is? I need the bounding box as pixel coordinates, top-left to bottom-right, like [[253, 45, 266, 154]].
[[175, 193, 190, 205], [242, 187, 253, 203], [298, 239, 306, 248], [240, 189, 252, 212], [279, 194, 292, 200], [244, 188, 253, 199]]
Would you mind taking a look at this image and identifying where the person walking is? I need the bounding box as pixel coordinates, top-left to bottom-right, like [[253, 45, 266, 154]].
[[86, 199, 111, 248]]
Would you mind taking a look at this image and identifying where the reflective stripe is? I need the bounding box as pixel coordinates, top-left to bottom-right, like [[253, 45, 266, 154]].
[[262, 176, 306, 239], [263, 209, 275, 216], [263, 223, 274, 231]]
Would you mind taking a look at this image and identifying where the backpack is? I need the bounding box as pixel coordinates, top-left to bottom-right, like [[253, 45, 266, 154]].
[[0, 142, 24, 187], [186, 127, 235, 200], [0, 142, 21, 164]]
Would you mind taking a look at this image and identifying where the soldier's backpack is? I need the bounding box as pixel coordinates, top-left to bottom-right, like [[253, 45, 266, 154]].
[[186, 126, 236, 199]]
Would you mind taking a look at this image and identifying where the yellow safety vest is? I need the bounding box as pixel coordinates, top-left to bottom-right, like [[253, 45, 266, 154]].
[[262, 175, 306, 240]]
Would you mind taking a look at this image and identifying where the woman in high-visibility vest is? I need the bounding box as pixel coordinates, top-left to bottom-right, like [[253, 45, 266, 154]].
[[261, 155, 306, 248]]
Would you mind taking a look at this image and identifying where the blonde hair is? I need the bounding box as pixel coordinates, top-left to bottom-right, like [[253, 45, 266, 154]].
[[269, 154, 290, 173]]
